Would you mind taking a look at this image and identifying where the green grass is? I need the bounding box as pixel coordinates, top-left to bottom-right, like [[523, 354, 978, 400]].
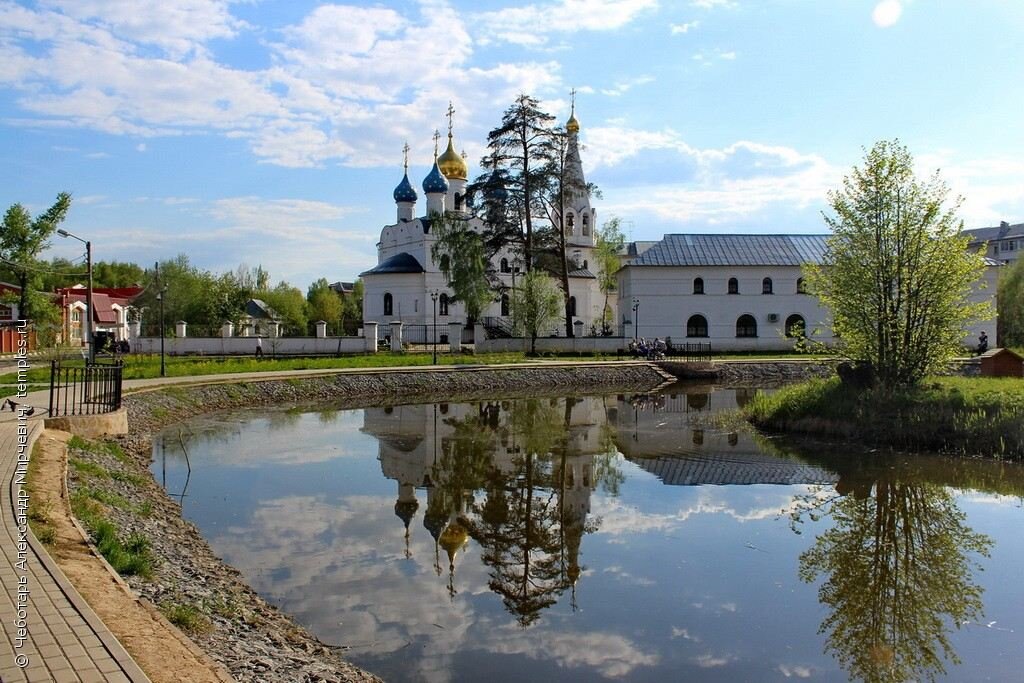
[[0, 384, 48, 398], [160, 602, 211, 635], [745, 375, 1024, 458], [70, 491, 152, 578], [24, 443, 57, 545], [68, 436, 127, 462], [68, 457, 110, 479]]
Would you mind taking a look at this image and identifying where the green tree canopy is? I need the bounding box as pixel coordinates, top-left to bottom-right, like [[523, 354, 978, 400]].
[[431, 215, 495, 322], [595, 217, 626, 333], [805, 140, 989, 388], [510, 269, 562, 354], [997, 256, 1024, 348], [0, 192, 71, 320], [258, 281, 307, 335], [306, 277, 342, 334]]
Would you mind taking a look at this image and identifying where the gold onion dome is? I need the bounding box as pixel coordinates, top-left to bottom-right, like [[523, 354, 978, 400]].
[[437, 134, 468, 180], [566, 111, 580, 134], [439, 519, 469, 564]]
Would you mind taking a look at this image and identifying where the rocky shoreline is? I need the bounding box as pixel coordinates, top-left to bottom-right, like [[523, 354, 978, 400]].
[[67, 364, 668, 682]]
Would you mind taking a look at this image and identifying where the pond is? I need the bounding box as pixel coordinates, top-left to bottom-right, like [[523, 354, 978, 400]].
[[152, 384, 1024, 682]]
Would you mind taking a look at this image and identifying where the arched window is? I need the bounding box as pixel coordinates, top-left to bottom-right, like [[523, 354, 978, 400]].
[[686, 314, 708, 338], [693, 277, 704, 295], [736, 314, 757, 338], [439, 293, 449, 316], [454, 193, 464, 211], [439, 254, 450, 272], [568, 296, 577, 317], [582, 215, 590, 236], [796, 277, 807, 294], [728, 277, 739, 294], [785, 314, 805, 338], [762, 277, 773, 295], [566, 213, 575, 235], [687, 393, 708, 411], [383, 292, 393, 316], [583, 259, 588, 270], [501, 293, 510, 316], [500, 257, 510, 274]]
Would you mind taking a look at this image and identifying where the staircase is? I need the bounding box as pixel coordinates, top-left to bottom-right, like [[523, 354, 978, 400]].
[[482, 316, 516, 339]]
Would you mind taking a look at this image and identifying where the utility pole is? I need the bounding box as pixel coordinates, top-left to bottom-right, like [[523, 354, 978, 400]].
[[156, 261, 166, 377]]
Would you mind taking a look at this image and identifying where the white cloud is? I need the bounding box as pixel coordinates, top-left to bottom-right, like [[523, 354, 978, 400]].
[[670, 21, 700, 34], [135, 142, 146, 152], [693, 48, 738, 65], [600, 75, 655, 97], [475, 0, 659, 46], [872, 0, 903, 28], [916, 151, 1024, 228], [691, 0, 737, 9], [778, 664, 815, 678], [693, 653, 735, 668]]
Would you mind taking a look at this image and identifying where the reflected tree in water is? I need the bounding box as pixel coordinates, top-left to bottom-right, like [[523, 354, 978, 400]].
[[799, 478, 991, 682]]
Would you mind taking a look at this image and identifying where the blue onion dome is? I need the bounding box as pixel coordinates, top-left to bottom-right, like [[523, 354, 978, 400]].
[[484, 170, 508, 202], [393, 172, 418, 203], [422, 161, 450, 194]]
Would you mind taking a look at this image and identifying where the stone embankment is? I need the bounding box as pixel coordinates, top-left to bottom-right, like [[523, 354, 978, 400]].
[[75, 363, 668, 683], [659, 359, 837, 384]]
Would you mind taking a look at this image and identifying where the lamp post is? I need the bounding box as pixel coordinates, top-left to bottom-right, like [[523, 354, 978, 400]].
[[157, 287, 167, 377], [57, 229, 94, 363], [632, 297, 640, 341], [430, 290, 439, 365]]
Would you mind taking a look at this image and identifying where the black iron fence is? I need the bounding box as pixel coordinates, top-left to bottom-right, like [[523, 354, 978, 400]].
[[48, 360, 124, 417], [665, 341, 712, 361]]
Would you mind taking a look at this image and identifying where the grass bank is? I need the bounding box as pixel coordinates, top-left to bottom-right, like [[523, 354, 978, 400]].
[[745, 376, 1024, 458]]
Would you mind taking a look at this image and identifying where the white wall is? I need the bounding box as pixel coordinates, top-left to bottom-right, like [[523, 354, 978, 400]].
[[617, 265, 834, 351], [132, 336, 370, 356], [477, 336, 627, 354]]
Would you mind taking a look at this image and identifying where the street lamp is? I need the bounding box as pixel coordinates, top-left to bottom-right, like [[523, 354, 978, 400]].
[[156, 286, 167, 377], [430, 290, 439, 365], [632, 297, 640, 341], [57, 229, 93, 364]]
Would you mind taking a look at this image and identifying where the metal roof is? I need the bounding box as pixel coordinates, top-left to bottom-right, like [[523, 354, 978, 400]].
[[360, 252, 425, 277], [963, 222, 1024, 244], [632, 453, 839, 486], [628, 234, 831, 267]]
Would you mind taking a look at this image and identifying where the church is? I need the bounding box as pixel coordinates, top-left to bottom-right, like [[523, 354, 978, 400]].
[[360, 103, 606, 343]]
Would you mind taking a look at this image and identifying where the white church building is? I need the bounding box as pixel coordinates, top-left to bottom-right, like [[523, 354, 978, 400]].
[[361, 105, 605, 343]]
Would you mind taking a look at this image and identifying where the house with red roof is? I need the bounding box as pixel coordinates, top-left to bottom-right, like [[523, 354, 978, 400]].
[[55, 285, 143, 347]]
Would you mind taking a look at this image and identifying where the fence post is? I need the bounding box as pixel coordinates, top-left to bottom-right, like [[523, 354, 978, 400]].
[[48, 360, 56, 418]]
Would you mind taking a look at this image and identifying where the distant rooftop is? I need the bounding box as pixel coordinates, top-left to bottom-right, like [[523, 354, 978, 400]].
[[963, 220, 1024, 244]]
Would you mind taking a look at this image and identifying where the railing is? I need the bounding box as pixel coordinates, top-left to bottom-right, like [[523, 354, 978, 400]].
[[665, 342, 712, 361], [482, 316, 516, 339], [48, 360, 124, 417]]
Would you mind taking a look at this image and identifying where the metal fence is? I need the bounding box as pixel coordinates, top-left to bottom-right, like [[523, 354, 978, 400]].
[[665, 342, 712, 361], [48, 360, 124, 417]]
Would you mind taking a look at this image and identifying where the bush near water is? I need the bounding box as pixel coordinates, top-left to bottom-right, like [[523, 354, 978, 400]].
[[745, 376, 1024, 458]]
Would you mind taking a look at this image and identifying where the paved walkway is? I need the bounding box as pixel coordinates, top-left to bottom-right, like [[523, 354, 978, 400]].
[[0, 406, 150, 682]]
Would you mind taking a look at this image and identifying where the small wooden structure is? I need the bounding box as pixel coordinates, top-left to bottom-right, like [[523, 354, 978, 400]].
[[978, 348, 1024, 377]]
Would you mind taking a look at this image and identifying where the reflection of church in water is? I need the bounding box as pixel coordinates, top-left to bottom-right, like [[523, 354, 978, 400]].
[[364, 397, 604, 602], [365, 390, 838, 615]]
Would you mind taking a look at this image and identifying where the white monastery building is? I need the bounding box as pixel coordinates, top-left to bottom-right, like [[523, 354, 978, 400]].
[[361, 105, 604, 343]]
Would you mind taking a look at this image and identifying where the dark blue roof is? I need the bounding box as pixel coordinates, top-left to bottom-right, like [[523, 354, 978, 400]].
[[629, 234, 830, 267], [422, 161, 449, 194], [360, 252, 425, 277], [393, 172, 418, 203], [484, 170, 508, 202]]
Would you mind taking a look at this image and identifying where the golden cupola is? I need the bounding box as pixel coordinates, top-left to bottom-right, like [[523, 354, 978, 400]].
[[566, 88, 580, 134], [437, 133, 468, 180]]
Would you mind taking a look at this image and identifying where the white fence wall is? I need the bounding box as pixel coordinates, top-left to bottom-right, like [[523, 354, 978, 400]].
[[132, 336, 371, 356], [477, 336, 628, 354]]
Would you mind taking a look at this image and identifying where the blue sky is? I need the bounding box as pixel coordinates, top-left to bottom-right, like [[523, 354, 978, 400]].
[[2, 0, 1022, 290]]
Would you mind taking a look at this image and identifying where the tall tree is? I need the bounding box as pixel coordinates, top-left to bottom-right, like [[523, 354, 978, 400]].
[[340, 279, 363, 335], [431, 214, 496, 323], [804, 140, 989, 388], [510, 270, 562, 354], [483, 94, 557, 271], [258, 281, 307, 335], [997, 256, 1024, 347], [0, 192, 71, 320], [595, 217, 626, 334]]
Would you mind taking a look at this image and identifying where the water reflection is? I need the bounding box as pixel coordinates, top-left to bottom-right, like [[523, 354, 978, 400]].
[[153, 386, 1024, 682]]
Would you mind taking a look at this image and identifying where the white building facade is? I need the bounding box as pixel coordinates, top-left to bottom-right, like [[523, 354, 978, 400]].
[[361, 108, 605, 342], [617, 233, 1000, 350]]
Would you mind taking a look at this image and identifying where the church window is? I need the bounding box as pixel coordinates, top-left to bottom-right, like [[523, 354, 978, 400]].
[[728, 278, 739, 294], [736, 314, 757, 338], [568, 296, 577, 317], [583, 260, 588, 270], [439, 293, 449, 316], [762, 277, 773, 294], [383, 293, 393, 316], [797, 277, 807, 294], [414, 299, 418, 313], [439, 254, 450, 272], [693, 429, 704, 446], [566, 213, 575, 235], [785, 314, 805, 338], [687, 314, 708, 338], [454, 193, 464, 211], [501, 293, 510, 316], [693, 278, 704, 295], [582, 215, 590, 236], [500, 258, 510, 273]]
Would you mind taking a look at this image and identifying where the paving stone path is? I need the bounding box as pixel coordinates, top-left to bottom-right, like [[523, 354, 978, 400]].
[[0, 404, 150, 683]]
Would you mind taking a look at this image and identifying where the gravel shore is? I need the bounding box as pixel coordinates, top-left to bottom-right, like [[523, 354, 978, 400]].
[[68, 364, 667, 682]]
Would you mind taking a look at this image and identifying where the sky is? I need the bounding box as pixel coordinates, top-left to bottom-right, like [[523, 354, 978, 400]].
[[1, 0, 1022, 290]]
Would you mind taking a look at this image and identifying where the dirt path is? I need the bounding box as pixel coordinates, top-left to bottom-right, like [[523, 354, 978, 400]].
[[31, 429, 234, 683]]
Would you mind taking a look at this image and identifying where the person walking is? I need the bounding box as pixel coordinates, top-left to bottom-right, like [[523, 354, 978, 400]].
[[977, 331, 989, 355], [255, 335, 264, 358]]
